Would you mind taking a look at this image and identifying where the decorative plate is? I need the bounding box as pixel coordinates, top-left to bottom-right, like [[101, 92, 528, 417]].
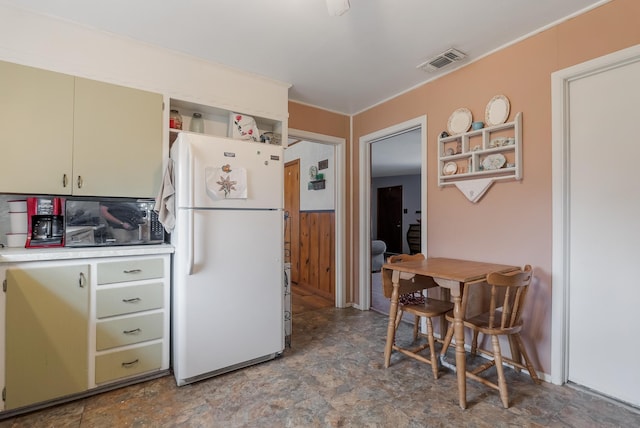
[[482, 153, 506, 171], [443, 162, 458, 175], [447, 108, 472, 135], [485, 95, 510, 126]]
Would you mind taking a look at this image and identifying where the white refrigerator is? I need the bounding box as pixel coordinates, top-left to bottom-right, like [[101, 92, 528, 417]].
[[170, 132, 284, 386]]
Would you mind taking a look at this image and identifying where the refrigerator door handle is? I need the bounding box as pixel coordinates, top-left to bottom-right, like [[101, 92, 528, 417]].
[[187, 207, 194, 275], [187, 146, 195, 275], [187, 142, 195, 209]]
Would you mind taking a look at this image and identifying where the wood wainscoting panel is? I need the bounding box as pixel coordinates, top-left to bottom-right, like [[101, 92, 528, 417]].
[[298, 211, 335, 300]]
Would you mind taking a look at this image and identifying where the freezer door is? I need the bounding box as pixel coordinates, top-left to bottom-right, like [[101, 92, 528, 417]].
[[172, 208, 284, 383], [171, 133, 283, 209]]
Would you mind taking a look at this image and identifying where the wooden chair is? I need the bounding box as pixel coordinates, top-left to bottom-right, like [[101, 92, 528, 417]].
[[384, 253, 453, 378], [440, 265, 540, 407]]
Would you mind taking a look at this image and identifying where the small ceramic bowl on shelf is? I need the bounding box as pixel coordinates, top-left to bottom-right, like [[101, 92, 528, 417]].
[[490, 137, 507, 148], [472, 121, 484, 130]]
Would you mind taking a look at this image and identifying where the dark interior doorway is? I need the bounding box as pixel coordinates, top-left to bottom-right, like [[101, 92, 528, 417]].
[[376, 185, 403, 254]]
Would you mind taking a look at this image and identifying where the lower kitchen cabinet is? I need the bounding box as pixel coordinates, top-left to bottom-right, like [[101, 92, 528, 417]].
[[5, 264, 89, 410], [93, 257, 167, 386], [0, 252, 171, 414]]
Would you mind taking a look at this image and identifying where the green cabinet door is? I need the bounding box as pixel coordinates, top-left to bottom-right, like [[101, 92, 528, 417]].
[[0, 60, 74, 194], [73, 78, 163, 198], [5, 264, 89, 410]]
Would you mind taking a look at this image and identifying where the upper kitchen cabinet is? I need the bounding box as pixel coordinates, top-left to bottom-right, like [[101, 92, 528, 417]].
[[0, 61, 74, 195], [0, 60, 163, 198], [73, 78, 162, 197]]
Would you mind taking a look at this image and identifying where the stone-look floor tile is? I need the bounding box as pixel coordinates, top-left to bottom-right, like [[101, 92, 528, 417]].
[[0, 307, 639, 427]]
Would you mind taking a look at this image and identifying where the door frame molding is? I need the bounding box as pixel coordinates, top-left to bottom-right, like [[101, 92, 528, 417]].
[[551, 44, 640, 385], [357, 116, 427, 310], [288, 128, 347, 308], [284, 158, 300, 288]]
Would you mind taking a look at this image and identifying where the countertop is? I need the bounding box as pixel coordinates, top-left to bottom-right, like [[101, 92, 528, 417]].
[[0, 243, 174, 263]]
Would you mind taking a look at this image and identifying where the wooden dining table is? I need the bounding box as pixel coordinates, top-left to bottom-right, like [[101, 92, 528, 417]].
[[381, 257, 519, 409]]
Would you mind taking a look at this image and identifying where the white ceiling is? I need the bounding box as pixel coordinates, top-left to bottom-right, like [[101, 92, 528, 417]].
[[3, 0, 606, 115], [3, 0, 606, 177]]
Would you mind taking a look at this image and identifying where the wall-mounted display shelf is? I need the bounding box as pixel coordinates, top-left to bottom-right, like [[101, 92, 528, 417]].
[[168, 98, 285, 147], [438, 112, 522, 187], [307, 179, 326, 190]]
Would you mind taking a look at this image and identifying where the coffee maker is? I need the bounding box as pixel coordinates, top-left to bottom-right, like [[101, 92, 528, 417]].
[[25, 197, 64, 247]]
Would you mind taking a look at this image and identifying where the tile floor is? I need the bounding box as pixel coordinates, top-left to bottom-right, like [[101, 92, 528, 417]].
[[1, 307, 639, 427]]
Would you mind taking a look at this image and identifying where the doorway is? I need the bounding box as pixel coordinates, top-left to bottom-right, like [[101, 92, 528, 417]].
[[359, 116, 427, 310], [376, 185, 403, 254], [286, 129, 346, 308], [552, 45, 640, 407]]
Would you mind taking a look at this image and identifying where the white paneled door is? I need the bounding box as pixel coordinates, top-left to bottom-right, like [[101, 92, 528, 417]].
[[567, 58, 640, 407]]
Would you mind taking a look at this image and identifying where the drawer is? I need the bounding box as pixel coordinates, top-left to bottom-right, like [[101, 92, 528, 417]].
[[96, 313, 164, 351], [96, 283, 163, 318], [95, 342, 162, 384], [97, 258, 164, 285]]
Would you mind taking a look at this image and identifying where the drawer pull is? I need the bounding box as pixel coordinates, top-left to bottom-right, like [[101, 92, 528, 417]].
[[78, 272, 87, 288], [121, 359, 139, 368], [122, 297, 142, 303], [123, 269, 142, 274], [123, 328, 142, 335]]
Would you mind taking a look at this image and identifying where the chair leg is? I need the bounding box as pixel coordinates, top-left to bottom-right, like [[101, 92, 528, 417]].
[[513, 334, 541, 384], [471, 330, 479, 356], [440, 323, 454, 358], [395, 309, 403, 331], [508, 335, 522, 373], [491, 335, 509, 408], [426, 317, 438, 379], [412, 315, 420, 341]]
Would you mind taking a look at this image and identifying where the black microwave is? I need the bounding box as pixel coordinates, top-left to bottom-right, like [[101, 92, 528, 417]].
[[64, 198, 164, 247]]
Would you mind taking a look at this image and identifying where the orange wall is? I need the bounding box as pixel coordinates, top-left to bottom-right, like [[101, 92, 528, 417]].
[[288, 102, 349, 139], [350, 0, 640, 374], [289, 0, 640, 374]]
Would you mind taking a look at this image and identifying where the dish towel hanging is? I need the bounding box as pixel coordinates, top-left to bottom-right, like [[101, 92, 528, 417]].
[[205, 166, 248, 200], [453, 178, 494, 203], [154, 159, 176, 232]]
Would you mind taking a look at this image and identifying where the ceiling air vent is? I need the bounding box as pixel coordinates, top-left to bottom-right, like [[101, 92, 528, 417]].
[[417, 48, 467, 72]]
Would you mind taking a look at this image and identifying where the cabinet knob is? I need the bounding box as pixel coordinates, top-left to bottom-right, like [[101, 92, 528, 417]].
[[77, 175, 83, 189], [62, 174, 68, 188]]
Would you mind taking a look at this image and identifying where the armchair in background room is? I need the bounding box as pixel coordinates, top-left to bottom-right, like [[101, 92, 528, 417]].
[[371, 240, 387, 272]]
